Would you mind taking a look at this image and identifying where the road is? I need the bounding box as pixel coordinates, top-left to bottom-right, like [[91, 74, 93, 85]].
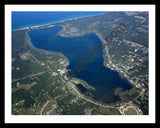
[[12, 71, 45, 82], [61, 77, 117, 108], [40, 100, 50, 115]]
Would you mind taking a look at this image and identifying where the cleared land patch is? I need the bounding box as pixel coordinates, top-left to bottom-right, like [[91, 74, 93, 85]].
[[123, 106, 139, 115]]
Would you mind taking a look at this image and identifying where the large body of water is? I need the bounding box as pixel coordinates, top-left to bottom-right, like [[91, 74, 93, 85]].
[[28, 25, 133, 103], [12, 11, 109, 30]]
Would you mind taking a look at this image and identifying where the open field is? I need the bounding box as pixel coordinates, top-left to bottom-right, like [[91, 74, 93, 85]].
[[123, 106, 139, 115]]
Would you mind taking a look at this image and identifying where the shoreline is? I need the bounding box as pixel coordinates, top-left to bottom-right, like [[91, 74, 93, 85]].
[[12, 12, 109, 31], [24, 28, 120, 107], [14, 23, 141, 109], [27, 22, 136, 89], [25, 29, 70, 65], [25, 23, 136, 90]]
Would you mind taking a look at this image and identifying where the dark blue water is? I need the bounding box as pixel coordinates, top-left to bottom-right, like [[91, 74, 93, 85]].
[[28, 26, 132, 103], [76, 84, 87, 93], [12, 11, 109, 30]]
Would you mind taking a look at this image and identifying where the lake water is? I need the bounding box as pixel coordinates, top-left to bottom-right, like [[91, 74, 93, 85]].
[[28, 25, 132, 103]]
